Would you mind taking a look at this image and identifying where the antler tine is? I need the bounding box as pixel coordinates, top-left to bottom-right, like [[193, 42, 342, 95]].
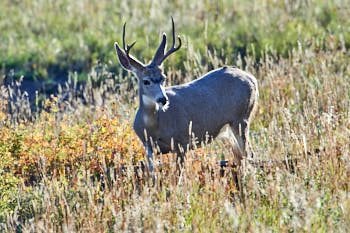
[[126, 41, 136, 55], [122, 23, 126, 50], [158, 17, 182, 65], [170, 17, 177, 48], [122, 22, 136, 56]]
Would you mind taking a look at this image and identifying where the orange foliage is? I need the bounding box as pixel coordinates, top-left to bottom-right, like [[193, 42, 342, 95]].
[[0, 97, 145, 182]]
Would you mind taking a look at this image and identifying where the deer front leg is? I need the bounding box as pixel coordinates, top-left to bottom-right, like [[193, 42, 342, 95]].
[[146, 143, 158, 185], [146, 144, 154, 172]]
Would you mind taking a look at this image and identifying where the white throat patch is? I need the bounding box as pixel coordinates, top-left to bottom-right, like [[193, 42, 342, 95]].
[[142, 95, 158, 126], [142, 95, 156, 106], [142, 95, 159, 110]]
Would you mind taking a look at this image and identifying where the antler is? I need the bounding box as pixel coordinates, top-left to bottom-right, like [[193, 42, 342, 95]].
[[115, 22, 144, 71], [152, 17, 182, 65], [122, 23, 137, 58]]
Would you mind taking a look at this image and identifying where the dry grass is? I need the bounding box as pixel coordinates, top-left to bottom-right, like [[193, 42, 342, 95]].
[[1, 38, 349, 232], [1, 0, 350, 232]]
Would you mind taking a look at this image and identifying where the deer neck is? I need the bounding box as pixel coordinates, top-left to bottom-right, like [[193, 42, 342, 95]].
[[139, 86, 158, 129]]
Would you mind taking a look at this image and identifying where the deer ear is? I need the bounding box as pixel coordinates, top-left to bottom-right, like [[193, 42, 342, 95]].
[[152, 33, 167, 65], [115, 42, 132, 70], [115, 42, 145, 73]]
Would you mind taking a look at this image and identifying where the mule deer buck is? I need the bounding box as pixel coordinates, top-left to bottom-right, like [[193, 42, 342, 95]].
[[114, 18, 258, 172]]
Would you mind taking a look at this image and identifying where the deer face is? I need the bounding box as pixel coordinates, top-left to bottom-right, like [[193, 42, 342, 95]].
[[114, 17, 181, 109], [138, 65, 168, 108]]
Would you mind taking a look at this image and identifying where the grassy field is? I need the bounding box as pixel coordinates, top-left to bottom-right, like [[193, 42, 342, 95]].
[[1, 0, 349, 81], [1, 0, 350, 232]]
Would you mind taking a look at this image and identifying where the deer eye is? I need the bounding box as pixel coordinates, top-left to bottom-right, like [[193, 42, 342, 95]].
[[143, 80, 151, 85]]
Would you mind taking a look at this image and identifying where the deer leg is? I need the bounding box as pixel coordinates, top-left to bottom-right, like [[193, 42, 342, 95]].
[[146, 144, 154, 172], [231, 119, 255, 159], [218, 125, 243, 191], [240, 120, 255, 158], [230, 120, 249, 159], [246, 136, 255, 158], [217, 125, 242, 167]]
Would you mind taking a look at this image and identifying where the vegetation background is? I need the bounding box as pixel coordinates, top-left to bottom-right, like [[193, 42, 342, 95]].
[[0, 0, 349, 232]]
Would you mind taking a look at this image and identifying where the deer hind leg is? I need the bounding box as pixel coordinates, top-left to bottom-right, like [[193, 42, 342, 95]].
[[217, 124, 243, 191], [242, 119, 256, 158], [217, 124, 243, 167], [229, 119, 254, 161]]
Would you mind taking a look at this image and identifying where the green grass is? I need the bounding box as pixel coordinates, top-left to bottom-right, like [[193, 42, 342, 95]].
[[0, 0, 350, 232], [0, 0, 349, 82]]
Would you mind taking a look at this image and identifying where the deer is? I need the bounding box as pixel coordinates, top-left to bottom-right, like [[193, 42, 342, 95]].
[[114, 18, 258, 172]]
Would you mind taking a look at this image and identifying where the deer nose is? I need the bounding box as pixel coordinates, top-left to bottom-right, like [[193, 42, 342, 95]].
[[157, 97, 167, 105]]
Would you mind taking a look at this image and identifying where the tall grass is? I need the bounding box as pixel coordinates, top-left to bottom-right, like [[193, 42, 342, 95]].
[[1, 36, 349, 231], [1, 0, 350, 232]]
